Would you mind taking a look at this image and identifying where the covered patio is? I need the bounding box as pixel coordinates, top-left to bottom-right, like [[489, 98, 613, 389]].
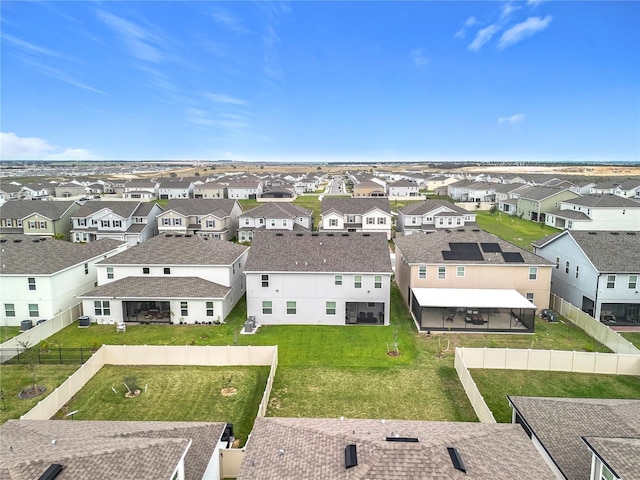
[[410, 288, 537, 333]]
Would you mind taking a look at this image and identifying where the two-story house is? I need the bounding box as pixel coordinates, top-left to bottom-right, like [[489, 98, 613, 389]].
[[237, 203, 313, 243], [388, 179, 420, 198], [0, 182, 22, 204], [79, 234, 249, 324], [514, 186, 580, 222], [353, 179, 386, 197], [227, 179, 263, 199], [123, 180, 159, 200], [70, 201, 162, 246], [394, 229, 553, 333], [0, 236, 126, 326], [244, 232, 392, 326], [157, 180, 195, 200], [396, 200, 477, 235], [156, 199, 242, 240], [544, 194, 640, 231], [193, 180, 227, 199], [321, 197, 392, 239], [533, 230, 640, 324], [0, 200, 80, 239], [54, 181, 87, 198]]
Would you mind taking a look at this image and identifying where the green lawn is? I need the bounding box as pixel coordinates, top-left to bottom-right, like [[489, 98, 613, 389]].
[[292, 195, 322, 228], [621, 332, 640, 348], [471, 369, 640, 422], [0, 326, 21, 343], [51, 365, 269, 444], [474, 210, 560, 251]]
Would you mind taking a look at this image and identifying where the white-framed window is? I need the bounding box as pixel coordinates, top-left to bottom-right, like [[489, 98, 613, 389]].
[[418, 266, 426, 279], [28, 277, 36, 291], [329, 218, 338, 227], [113, 220, 122, 228], [84, 263, 89, 275], [164, 267, 171, 275], [107, 267, 114, 279], [101, 220, 110, 228], [438, 266, 446, 279], [180, 301, 188, 316], [206, 301, 214, 316], [262, 301, 272, 315], [607, 275, 616, 288], [335, 275, 342, 286], [261, 274, 269, 287], [283, 220, 288, 227], [5, 304, 15, 317], [366, 217, 375, 225], [565, 261, 570, 274], [457, 266, 465, 277], [39, 221, 46, 229], [244, 218, 250, 225], [377, 217, 386, 224], [270, 219, 276, 227], [173, 218, 182, 225], [143, 267, 150, 274], [576, 266, 580, 278], [354, 275, 362, 288], [162, 218, 171, 226], [529, 267, 538, 280], [94, 300, 110, 316], [28, 304, 39, 317], [629, 275, 638, 289], [526, 293, 534, 302], [326, 301, 336, 315], [28, 221, 36, 229], [206, 220, 215, 228], [555, 256, 559, 268], [411, 217, 417, 224], [286, 301, 296, 315], [374, 275, 382, 288], [77, 218, 87, 227]]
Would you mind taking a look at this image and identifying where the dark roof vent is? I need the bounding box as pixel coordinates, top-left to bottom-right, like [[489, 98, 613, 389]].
[[610, 232, 619, 235], [344, 444, 357, 469], [40, 237, 47, 241], [0, 239, 6, 243], [33, 239, 40, 243], [327, 233, 334, 236], [342, 233, 349, 236], [38, 463, 64, 480], [185, 234, 192, 237], [472, 229, 480, 232], [627, 232, 636, 235], [275, 233, 283, 236], [166, 234, 173, 237], [296, 233, 303, 236], [447, 447, 466, 473], [311, 233, 319, 236], [13, 239, 22, 243], [174, 234, 183, 237], [587, 231, 597, 235], [384, 436, 419, 443], [445, 229, 451, 233], [362, 233, 370, 237], [457, 229, 465, 232]]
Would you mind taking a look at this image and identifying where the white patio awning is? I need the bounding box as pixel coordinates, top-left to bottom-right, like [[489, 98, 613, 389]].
[[411, 288, 537, 309]]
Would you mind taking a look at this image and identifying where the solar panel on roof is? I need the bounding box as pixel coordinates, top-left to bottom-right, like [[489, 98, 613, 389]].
[[480, 242, 502, 253], [502, 252, 525, 263], [442, 250, 484, 261]]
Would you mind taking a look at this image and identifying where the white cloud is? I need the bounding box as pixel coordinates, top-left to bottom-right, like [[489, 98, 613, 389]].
[[527, 0, 548, 6], [0, 132, 97, 160], [2, 33, 72, 61], [411, 48, 430, 66], [498, 114, 525, 125], [21, 58, 107, 95], [95, 9, 164, 63], [501, 2, 520, 20], [498, 16, 552, 49], [454, 16, 477, 39], [204, 93, 248, 105], [468, 24, 500, 51], [209, 8, 249, 35]]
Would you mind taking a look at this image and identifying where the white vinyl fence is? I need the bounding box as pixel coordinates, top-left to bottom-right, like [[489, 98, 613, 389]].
[[0, 304, 82, 363], [454, 347, 640, 424], [550, 294, 640, 355]]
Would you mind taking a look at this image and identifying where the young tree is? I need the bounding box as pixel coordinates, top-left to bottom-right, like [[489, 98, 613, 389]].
[[16, 339, 38, 393]]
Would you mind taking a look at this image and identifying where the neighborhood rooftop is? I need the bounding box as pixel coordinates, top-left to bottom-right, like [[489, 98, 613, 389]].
[[162, 198, 239, 216], [322, 197, 391, 214], [97, 233, 248, 266], [0, 236, 125, 275], [80, 276, 231, 299], [240, 202, 311, 218], [244, 231, 392, 273], [0, 200, 77, 220]]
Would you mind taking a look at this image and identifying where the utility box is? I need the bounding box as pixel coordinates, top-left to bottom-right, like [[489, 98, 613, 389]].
[[78, 315, 91, 328], [20, 319, 33, 331], [244, 316, 256, 333]]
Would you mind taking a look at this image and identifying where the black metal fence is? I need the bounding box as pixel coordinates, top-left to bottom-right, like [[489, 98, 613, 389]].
[[1, 348, 95, 365]]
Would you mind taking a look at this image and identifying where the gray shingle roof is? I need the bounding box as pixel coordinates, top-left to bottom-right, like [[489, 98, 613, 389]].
[[240, 202, 311, 219], [515, 185, 571, 201], [0, 420, 225, 480], [238, 417, 556, 480], [534, 230, 640, 273], [582, 436, 640, 480], [80, 276, 230, 299], [322, 197, 391, 215], [394, 229, 551, 265], [0, 236, 125, 275], [508, 397, 640, 480], [244, 232, 392, 273], [399, 200, 470, 216], [0, 200, 77, 220], [162, 198, 239, 217], [563, 194, 640, 208], [98, 233, 248, 266], [72, 200, 142, 218]]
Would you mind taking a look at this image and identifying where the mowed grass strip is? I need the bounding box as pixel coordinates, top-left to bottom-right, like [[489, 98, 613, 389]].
[[52, 365, 269, 444], [474, 210, 560, 251], [621, 332, 640, 348], [268, 365, 477, 422], [0, 326, 21, 343], [0, 365, 79, 423], [470, 369, 640, 423]]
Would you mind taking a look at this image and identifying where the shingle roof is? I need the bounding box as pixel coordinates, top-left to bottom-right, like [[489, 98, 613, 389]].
[[0, 236, 125, 275], [322, 197, 391, 215], [0, 420, 226, 480], [534, 230, 640, 273], [244, 231, 392, 273], [80, 276, 230, 299], [237, 417, 556, 480], [133, 202, 160, 216], [394, 229, 551, 265], [98, 233, 248, 266], [544, 208, 591, 220], [0, 200, 77, 220], [399, 200, 470, 216], [161, 198, 238, 217], [72, 200, 142, 218], [515, 185, 571, 201], [563, 194, 640, 208], [508, 397, 640, 480], [239, 202, 311, 219], [582, 436, 640, 480]]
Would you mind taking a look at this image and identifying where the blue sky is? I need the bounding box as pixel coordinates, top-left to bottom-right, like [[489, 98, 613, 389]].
[[1, 1, 638, 163]]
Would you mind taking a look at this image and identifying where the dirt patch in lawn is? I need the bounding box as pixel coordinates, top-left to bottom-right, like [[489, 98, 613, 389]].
[[221, 387, 238, 397]]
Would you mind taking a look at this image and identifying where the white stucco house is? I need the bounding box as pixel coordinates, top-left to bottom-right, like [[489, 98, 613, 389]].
[[158, 180, 195, 199], [544, 194, 640, 231], [387, 179, 420, 198], [396, 200, 477, 235], [0, 236, 126, 326], [237, 203, 313, 243], [320, 197, 392, 239], [156, 198, 242, 240], [79, 234, 249, 325], [533, 230, 640, 325], [244, 231, 392, 326]]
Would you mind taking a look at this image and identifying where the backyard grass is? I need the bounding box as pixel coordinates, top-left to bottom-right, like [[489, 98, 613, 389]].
[[474, 210, 560, 251], [621, 332, 640, 348], [0, 326, 21, 343], [0, 365, 79, 424], [471, 369, 640, 423], [51, 365, 269, 444]]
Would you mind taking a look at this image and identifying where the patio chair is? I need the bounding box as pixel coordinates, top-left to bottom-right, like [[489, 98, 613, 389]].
[[116, 322, 126, 333]]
